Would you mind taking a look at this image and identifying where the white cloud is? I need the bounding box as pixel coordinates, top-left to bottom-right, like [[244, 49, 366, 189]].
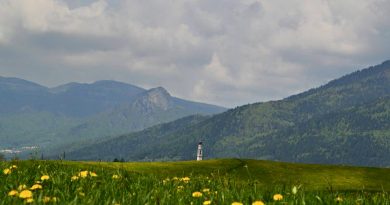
[[0, 0, 389, 107]]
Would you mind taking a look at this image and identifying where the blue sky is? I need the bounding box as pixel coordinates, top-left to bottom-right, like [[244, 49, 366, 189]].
[[0, 0, 389, 107]]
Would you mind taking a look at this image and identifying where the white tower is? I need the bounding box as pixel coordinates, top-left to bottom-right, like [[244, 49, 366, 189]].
[[197, 142, 203, 161]]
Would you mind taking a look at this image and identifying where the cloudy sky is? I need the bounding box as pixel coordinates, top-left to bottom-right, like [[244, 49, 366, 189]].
[[0, 0, 389, 107]]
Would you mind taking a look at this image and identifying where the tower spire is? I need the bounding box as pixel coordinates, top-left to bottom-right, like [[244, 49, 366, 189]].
[[197, 141, 203, 161]]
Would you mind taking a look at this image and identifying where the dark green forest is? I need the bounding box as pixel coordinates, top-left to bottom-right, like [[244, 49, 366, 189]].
[[67, 60, 390, 167]]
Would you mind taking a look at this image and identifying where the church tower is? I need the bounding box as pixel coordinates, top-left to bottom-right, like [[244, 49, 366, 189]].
[[196, 142, 203, 161]]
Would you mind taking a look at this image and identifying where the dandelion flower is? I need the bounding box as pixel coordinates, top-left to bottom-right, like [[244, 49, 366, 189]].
[[292, 186, 298, 195], [18, 184, 27, 190], [336, 196, 343, 202], [30, 184, 43, 190], [42, 196, 58, 203], [11, 165, 17, 169], [41, 175, 50, 181], [19, 190, 33, 199], [192, 191, 203, 197], [252, 201, 265, 205], [112, 174, 120, 179], [8, 190, 18, 196], [71, 176, 79, 181], [181, 177, 190, 182], [232, 202, 243, 205], [43, 196, 51, 203], [90, 172, 98, 177], [26, 198, 34, 203], [203, 200, 211, 205], [3, 168, 11, 175], [163, 178, 170, 184], [79, 171, 89, 178], [273, 194, 283, 201], [202, 188, 210, 193]]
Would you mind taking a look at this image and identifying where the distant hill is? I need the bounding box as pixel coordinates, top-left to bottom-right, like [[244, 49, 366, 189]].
[[67, 60, 390, 167], [0, 78, 226, 157]]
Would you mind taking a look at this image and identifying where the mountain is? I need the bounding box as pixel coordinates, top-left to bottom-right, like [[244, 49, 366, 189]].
[[66, 60, 390, 166], [0, 78, 226, 157], [48, 80, 146, 117]]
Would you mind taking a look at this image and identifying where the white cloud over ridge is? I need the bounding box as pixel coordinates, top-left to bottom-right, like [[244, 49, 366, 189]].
[[0, 0, 389, 107]]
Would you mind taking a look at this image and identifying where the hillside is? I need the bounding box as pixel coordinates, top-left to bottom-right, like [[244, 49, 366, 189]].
[[67, 60, 390, 166], [0, 78, 226, 158]]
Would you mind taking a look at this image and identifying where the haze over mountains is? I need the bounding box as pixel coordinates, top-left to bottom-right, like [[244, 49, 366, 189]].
[[0, 78, 226, 157], [66, 60, 390, 167]]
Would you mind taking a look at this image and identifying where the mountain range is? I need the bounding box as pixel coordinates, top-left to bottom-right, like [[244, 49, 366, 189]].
[[0, 78, 226, 157], [66, 60, 390, 167]]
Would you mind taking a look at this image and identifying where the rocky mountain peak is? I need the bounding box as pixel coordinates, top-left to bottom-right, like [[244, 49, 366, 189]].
[[132, 87, 173, 113]]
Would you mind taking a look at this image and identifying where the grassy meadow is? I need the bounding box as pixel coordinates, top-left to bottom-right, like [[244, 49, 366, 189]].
[[1, 159, 390, 204]]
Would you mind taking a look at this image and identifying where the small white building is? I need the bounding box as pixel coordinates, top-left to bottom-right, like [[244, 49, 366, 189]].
[[197, 141, 203, 161]]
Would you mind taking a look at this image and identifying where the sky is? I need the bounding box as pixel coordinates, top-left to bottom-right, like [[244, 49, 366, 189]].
[[0, 0, 389, 107]]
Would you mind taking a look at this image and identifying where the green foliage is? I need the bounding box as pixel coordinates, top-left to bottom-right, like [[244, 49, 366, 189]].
[[1, 159, 390, 204], [68, 60, 390, 166]]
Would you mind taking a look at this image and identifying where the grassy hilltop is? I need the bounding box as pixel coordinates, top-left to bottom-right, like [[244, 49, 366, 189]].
[[1, 159, 390, 204]]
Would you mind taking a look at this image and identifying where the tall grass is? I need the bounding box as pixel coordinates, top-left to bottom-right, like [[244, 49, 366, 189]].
[[1, 160, 390, 204]]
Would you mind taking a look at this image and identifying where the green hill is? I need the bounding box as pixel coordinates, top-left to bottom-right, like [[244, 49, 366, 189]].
[[10, 159, 390, 191], [67, 60, 390, 166], [2, 159, 390, 204]]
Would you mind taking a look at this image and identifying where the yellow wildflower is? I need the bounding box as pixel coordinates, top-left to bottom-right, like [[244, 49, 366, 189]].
[[10, 165, 17, 169], [18, 184, 27, 190], [232, 202, 243, 205], [42, 196, 58, 203], [112, 174, 120, 179], [52, 197, 58, 202], [192, 191, 203, 197], [252, 201, 265, 205], [203, 200, 212, 205], [336, 196, 343, 202], [26, 198, 34, 203], [172, 177, 179, 180], [163, 178, 171, 184], [41, 175, 50, 181], [3, 168, 11, 175], [35, 181, 42, 184], [79, 171, 89, 178], [30, 184, 43, 190], [8, 190, 18, 196], [273, 194, 283, 201], [19, 190, 33, 199], [90, 172, 98, 177], [71, 176, 79, 181], [181, 177, 190, 182], [43, 196, 51, 203], [292, 186, 298, 195], [202, 188, 210, 193]]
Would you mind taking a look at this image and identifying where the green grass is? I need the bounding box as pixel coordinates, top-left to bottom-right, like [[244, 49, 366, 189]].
[[1, 159, 390, 204]]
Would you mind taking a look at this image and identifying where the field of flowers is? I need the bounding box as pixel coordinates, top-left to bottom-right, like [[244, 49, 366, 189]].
[[1, 159, 390, 204]]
